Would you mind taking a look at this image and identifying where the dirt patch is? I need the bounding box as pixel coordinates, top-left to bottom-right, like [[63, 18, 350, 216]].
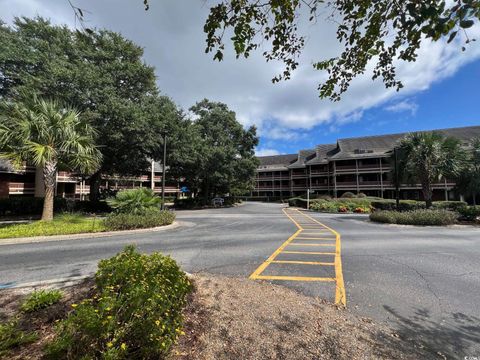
[[172, 275, 436, 360], [1, 275, 435, 359]]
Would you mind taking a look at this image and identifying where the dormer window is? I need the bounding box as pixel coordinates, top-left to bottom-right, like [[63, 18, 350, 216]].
[[354, 149, 374, 154]]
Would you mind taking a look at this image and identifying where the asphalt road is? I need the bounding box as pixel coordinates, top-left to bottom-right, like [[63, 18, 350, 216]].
[[0, 202, 479, 358]]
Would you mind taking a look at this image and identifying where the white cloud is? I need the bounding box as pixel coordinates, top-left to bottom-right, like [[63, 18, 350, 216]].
[[255, 148, 281, 156], [385, 100, 419, 116], [2, 0, 480, 141]]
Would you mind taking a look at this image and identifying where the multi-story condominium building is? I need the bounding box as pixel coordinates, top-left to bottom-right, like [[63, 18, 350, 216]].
[[0, 160, 180, 199], [253, 125, 480, 202]]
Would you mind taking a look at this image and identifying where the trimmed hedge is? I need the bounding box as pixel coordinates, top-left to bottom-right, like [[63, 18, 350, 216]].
[[370, 209, 458, 226], [371, 200, 468, 212], [104, 209, 175, 231], [45, 246, 192, 359], [458, 206, 480, 221], [340, 191, 356, 198], [0, 197, 111, 216], [310, 199, 371, 213]]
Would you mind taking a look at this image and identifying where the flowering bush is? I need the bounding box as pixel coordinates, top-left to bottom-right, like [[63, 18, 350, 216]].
[[45, 246, 192, 359]]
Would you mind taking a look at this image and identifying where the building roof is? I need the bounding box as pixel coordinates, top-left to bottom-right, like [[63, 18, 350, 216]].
[[287, 149, 316, 169], [255, 125, 480, 166], [306, 144, 337, 165], [330, 125, 480, 160], [257, 153, 298, 171]]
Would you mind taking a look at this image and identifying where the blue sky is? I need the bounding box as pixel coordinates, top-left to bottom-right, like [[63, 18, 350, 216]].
[[258, 59, 480, 155], [2, 0, 480, 156]]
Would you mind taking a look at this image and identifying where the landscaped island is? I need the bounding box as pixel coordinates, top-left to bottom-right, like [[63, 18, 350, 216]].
[[0, 189, 175, 239]]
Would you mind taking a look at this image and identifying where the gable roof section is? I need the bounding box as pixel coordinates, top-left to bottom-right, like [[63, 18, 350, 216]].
[[257, 153, 298, 170], [330, 125, 480, 160], [306, 144, 338, 165], [288, 149, 316, 169]]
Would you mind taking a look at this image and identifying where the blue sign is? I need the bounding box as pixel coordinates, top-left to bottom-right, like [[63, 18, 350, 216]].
[[180, 186, 189, 193]]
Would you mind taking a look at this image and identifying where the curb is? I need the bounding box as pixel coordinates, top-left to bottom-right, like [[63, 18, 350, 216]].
[[0, 221, 182, 246]]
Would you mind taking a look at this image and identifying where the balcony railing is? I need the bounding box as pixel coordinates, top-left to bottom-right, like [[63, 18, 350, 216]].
[[9, 182, 35, 194]]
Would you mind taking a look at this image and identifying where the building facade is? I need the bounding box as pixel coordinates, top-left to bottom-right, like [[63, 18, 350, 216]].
[[253, 126, 480, 202], [0, 160, 180, 199]]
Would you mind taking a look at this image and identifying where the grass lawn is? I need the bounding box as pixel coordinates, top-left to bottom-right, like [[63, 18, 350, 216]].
[[0, 213, 105, 239]]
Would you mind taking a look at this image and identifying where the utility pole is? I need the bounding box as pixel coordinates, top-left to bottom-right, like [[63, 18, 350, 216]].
[[394, 147, 400, 208], [161, 132, 167, 210], [307, 188, 310, 210]]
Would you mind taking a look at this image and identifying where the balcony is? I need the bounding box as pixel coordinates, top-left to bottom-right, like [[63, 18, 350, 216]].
[[291, 173, 307, 178], [57, 171, 79, 183], [9, 182, 35, 195]]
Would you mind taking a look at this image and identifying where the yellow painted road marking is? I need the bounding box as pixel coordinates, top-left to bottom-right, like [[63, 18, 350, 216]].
[[249, 207, 346, 307], [295, 237, 336, 240], [288, 243, 336, 247], [255, 275, 335, 282], [272, 260, 335, 266], [298, 210, 346, 307], [282, 250, 336, 255]]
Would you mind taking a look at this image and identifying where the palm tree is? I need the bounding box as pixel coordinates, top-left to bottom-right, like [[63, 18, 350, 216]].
[[396, 131, 465, 208], [0, 96, 101, 221], [455, 138, 480, 205]]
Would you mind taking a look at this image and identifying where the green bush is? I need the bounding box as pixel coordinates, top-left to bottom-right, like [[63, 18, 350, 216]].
[[45, 246, 192, 360], [104, 209, 175, 231], [356, 193, 367, 198], [457, 206, 480, 221], [20, 289, 63, 313], [0, 321, 38, 357], [371, 200, 425, 212], [107, 188, 161, 215], [431, 201, 468, 211], [340, 191, 356, 198], [370, 209, 457, 226], [309, 199, 371, 213]]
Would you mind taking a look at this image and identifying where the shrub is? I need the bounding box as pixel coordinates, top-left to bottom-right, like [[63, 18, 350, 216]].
[[0, 321, 37, 357], [340, 191, 356, 198], [310, 200, 338, 212], [107, 188, 161, 215], [104, 209, 175, 231], [431, 201, 468, 211], [370, 209, 457, 226], [20, 289, 63, 313], [45, 246, 192, 360], [315, 194, 332, 200], [371, 200, 425, 212], [457, 206, 480, 221], [356, 193, 367, 198]]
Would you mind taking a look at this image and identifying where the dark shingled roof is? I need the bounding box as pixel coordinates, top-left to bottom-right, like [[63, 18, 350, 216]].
[[257, 154, 298, 169], [288, 149, 316, 169], [255, 125, 480, 166], [330, 125, 480, 160], [306, 144, 337, 165]]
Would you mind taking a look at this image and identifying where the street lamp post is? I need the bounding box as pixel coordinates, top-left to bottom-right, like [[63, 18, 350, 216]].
[[161, 131, 167, 210], [394, 147, 400, 208]]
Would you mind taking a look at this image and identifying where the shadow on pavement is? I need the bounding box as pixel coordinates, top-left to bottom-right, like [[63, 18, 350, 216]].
[[381, 305, 480, 358]]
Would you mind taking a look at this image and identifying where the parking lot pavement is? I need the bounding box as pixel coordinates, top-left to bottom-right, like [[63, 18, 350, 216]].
[[0, 202, 479, 357]]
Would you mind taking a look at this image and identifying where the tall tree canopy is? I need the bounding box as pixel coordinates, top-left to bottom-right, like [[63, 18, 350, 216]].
[[0, 17, 173, 199], [169, 99, 259, 201], [201, 0, 479, 101]]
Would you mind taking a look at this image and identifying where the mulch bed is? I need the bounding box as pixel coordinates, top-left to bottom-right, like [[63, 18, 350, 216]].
[[1, 275, 436, 359]]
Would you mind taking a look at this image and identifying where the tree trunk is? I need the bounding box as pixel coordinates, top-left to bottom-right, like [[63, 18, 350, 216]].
[[422, 180, 433, 209], [41, 161, 57, 221], [473, 193, 477, 206], [89, 171, 101, 202]]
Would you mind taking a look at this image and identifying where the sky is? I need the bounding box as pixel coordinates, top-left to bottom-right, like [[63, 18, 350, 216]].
[[2, 0, 480, 156]]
